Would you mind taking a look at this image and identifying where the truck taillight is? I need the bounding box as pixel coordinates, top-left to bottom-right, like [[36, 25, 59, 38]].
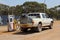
[[32, 21, 34, 25]]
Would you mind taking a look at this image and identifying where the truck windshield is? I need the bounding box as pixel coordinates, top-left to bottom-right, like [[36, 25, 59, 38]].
[[28, 14, 40, 18]]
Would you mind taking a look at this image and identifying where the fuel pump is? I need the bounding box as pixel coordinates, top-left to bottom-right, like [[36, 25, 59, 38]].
[[8, 15, 14, 32]]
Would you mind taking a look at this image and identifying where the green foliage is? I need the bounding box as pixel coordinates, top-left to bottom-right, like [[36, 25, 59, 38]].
[[0, 2, 60, 19], [23, 2, 47, 13], [0, 4, 9, 15], [49, 6, 60, 19]]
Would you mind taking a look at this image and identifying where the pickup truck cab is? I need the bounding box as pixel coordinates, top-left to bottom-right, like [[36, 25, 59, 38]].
[[20, 13, 53, 32]]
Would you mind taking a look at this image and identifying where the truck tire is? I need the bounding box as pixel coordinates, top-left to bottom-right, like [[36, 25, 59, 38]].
[[37, 24, 42, 32], [35, 23, 42, 32], [20, 27, 28, 32], [49, 22, 53, 29]]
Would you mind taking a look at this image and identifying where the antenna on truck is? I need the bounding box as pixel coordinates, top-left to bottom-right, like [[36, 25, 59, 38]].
[[44, 0, 46, 13]]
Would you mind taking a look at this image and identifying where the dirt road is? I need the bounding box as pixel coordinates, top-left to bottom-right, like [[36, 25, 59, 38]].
[[0, 20, 60, 40]]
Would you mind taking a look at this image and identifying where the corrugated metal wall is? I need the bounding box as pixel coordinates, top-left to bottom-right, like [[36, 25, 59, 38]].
[[0, 15, 20, 25]]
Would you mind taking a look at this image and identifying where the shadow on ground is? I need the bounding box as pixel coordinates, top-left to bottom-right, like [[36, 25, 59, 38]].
[[2, 31, 9, 33], [13, 27, 51, 35], [2, 31, 15, 33]]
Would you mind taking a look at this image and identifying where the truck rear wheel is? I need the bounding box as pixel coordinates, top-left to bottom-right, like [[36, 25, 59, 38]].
[[37, 24, 42, 32], [31, 24, 42, 32]]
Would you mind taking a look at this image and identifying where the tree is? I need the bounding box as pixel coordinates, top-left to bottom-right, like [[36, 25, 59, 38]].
[[22, 2, 47, 13], [13, 5, 23, 15], [0, 4, 9, 15]]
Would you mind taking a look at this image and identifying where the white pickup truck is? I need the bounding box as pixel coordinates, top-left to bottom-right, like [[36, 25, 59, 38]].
[[20, 13, 53, 32]]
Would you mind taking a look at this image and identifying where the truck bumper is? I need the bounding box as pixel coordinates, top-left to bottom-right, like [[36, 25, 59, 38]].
[[20, 24, 34, 28]]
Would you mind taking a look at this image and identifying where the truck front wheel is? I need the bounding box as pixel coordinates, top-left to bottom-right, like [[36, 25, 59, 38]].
[[49, 22, 53, 29]]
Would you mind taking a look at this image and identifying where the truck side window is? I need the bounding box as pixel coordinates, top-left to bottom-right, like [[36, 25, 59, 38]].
[[42, 14, 46, 18], [29, 14, 33, 16], [28, 14, 40, 18], [36, 14, 40, 18]]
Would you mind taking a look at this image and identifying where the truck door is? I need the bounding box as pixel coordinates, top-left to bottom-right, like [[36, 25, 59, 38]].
[[41, 13, 50, 26]]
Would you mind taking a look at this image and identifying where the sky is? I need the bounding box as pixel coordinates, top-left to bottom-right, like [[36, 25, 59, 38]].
[[0, 0, 60, 8]]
